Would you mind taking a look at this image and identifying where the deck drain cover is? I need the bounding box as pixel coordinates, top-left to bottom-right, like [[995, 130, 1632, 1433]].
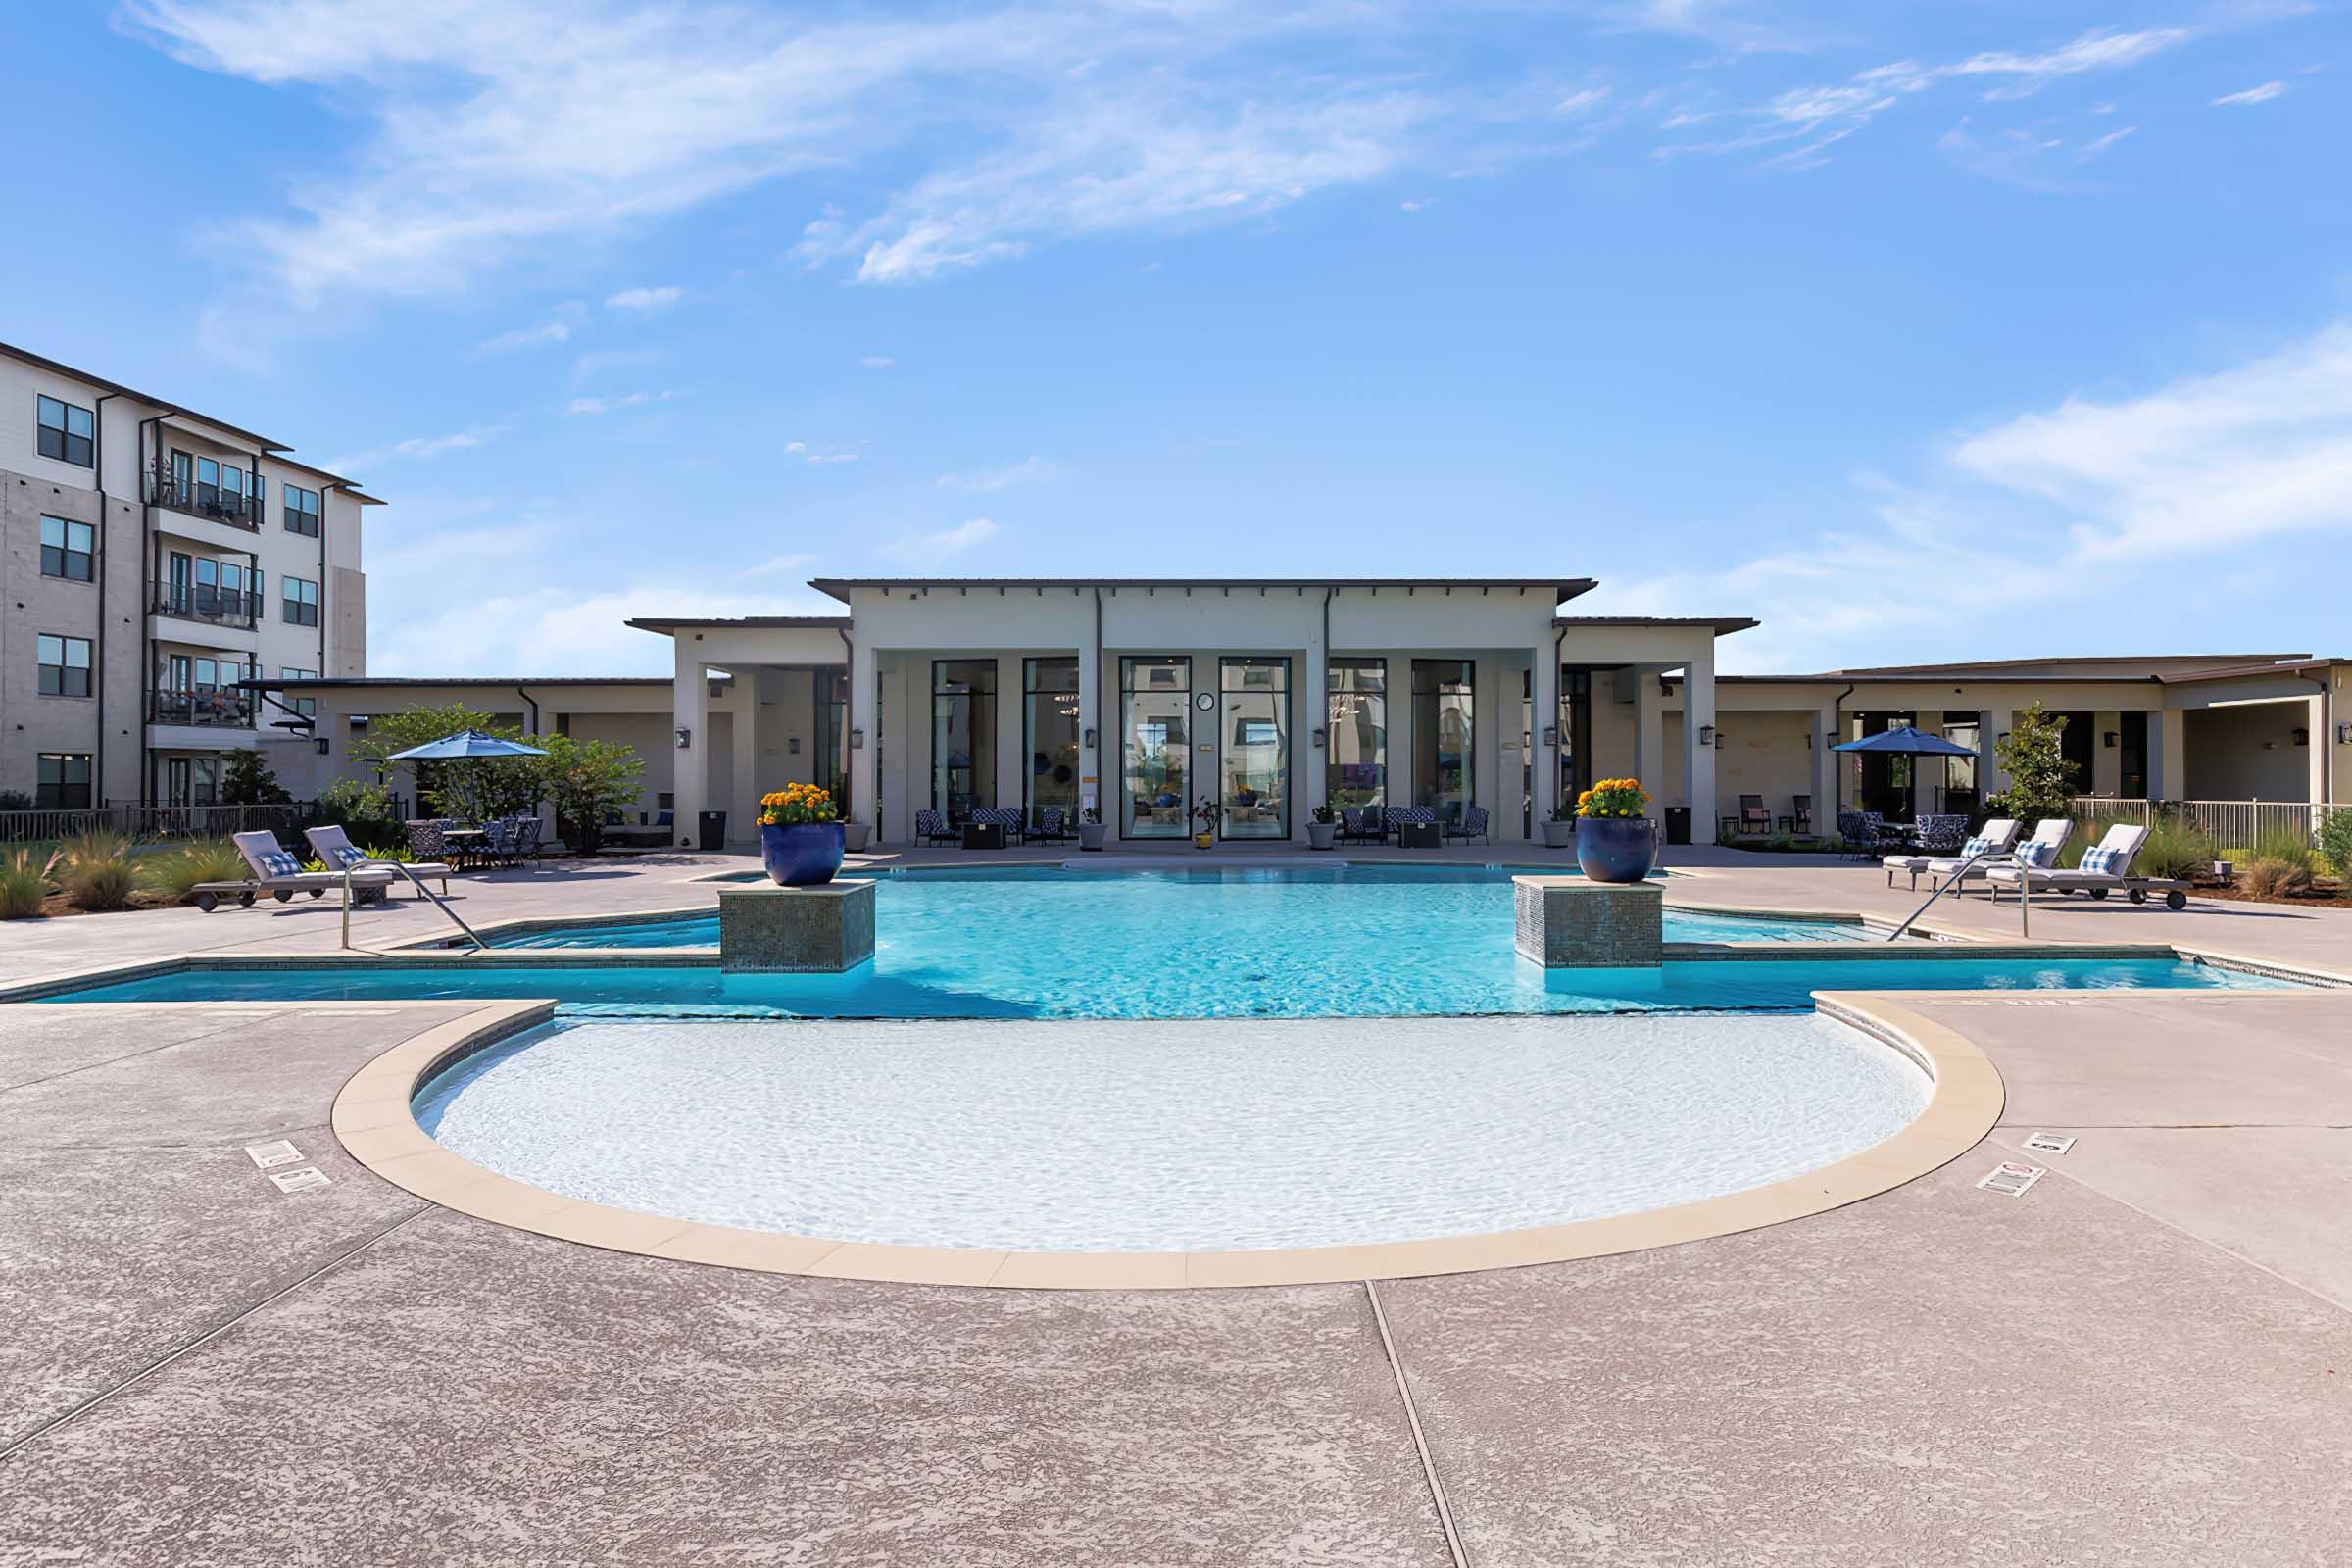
[[245, 1140, 303, 1170], [268, 1167, 331, 1195], [1978, 1161, 2045, 1198], [2022, 1132, 2076, 1155]]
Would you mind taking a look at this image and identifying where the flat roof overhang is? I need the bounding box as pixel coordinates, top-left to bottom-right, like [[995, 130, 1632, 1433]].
[[808, 577, 1600, 605], [624, 615, 852, 635]]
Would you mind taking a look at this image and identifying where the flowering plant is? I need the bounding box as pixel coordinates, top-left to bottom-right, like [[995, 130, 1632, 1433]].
[[1576, 777, 1649, 819], [758, 783, 838, 826]]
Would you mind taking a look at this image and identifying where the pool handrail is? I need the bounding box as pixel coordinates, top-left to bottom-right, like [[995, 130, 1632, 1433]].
[[343, 858, 489, 952]]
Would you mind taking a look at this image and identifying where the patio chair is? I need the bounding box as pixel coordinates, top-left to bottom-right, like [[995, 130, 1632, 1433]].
[[1783, 795, 1813, 835], [1338, 806, 1382, 844], [1988, 822, 2182, 908], [1031, 806, 1071, 843], [1838, 810, 1888, 859], [1722, 794, 1771, 839], [973, 806, 1025, 845], [405, 818, 448, 862], [305, 823, 451, 897], [1912, 812, 1971, 855], [188, 829, 392, 913], [513, 817, 544, 860], [913, 809, 958, 846], [481, 817, 515, 868], [1446, 805, 1491, 845], [1885, 817, 2019, 891]]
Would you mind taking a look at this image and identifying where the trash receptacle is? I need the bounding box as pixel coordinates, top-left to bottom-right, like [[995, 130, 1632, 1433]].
[[1663, 807, 1691, 846], [697, 810, 726, 852]]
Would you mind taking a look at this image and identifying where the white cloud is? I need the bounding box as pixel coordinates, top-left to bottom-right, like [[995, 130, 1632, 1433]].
[[477, 305, 584, 352], [859, 355, 895, 368], [2075, 125, 2137, 162], [885, 516, 999, 558], [335, 425, 501, 466], [1592, 322, 2352, 670], [564, 391, 653, 416], [370, 581, 840, 677], [745, 553, 818, 576], [935, 456, 1053, 493], [1945, 26, 2192, 100], [571, 347, 661, 387], [606, 284, 684, 311], [2212, 80, 2288, 106]]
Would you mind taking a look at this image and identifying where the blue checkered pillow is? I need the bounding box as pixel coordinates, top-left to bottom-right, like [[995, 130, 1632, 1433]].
[[258, 850, 304, 878], [1959, 836, 1992, 858], [2016, 841, 2057, 868], [2081, 846, 2124, 876], [330, 845, 368, 869]]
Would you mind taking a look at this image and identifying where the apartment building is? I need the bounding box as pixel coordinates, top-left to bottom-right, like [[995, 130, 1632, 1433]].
[[0, 342, 377, 808]]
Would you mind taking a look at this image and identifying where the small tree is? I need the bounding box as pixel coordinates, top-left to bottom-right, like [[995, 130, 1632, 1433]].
[[1985, 703, 2079, 825], [352, 703, 538, 824], [221, 752, 292, 807], [529, 734, 645, 856]]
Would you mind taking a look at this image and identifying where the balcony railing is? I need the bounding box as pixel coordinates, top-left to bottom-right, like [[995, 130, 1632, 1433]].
[[2069, 796, 2330, 850], [148, 580, 262, 628], [145, 686, 256, 728], [147, 471, 260, 530]]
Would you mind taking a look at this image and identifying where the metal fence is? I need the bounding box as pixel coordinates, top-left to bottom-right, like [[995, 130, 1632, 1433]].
[[0, 802, 324, 845], [2069, 797, 2327, 849]]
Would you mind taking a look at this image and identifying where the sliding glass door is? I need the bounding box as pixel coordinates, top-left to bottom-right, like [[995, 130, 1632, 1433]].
[[1024, 657, 1081, 829], [931, 660, 996, 823], [1218, 657, 1288, 838], [1412, 660, 1475, 830], [1120, 658, 1190, 838], [1327, 659, 1386, 816]]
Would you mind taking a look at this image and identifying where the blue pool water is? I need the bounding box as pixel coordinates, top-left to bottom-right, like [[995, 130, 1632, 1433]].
[[496, 865, 1872, 951], [45, 955, 2279, 1019]]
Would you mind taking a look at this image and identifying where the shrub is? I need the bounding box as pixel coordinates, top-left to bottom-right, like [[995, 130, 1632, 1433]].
[[0, 789, 34, 812], [1985, 705, 2080, 824], [2250, 827, 2317, 875], [140, 840, 251, 903], [2057, 818, 2116, 871], [2135, 818, 2218, 882], [2242, 857, 2314, 899], [0, 847, 57, 918], [2321, 808, 2352, 882], [60, 830, 137, 911]]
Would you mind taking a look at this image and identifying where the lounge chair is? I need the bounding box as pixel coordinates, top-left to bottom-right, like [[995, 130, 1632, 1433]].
[[1446, 805, 1492, 845], [1987, 822, 2185, 909], [306, 824, 453, 897], [1885, 817, 2019, 890], [188, 829, 393, 913]]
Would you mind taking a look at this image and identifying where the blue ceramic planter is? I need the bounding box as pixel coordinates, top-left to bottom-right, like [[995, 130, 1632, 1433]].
[[760, 821, 844, 887], [1575, 815, 1657, 883]]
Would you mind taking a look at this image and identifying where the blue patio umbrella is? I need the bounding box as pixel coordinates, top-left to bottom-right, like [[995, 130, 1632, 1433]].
[[386, 729, 548, 760], [1830, 725, 1976, 757]]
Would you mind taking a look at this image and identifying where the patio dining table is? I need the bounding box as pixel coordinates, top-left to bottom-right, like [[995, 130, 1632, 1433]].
[[442, 828, 488, 867]]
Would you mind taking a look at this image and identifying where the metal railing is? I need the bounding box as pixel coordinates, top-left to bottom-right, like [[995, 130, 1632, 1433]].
[[0, 802, 322, 844], [146, 472, 260, 529], [145, 686, 256, 727], [148, 580, 262, 627], [343, 858, 485, 952], [2069, 796, 2322, 849]]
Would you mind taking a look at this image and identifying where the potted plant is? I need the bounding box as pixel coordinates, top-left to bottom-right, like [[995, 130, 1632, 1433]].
[[841, 820, 872, 854], [1574, 777, 1657, 883], [1307, 804, 1338, 851], [756, 783, 844, 887], [1077, 806, 1107, 852], [1192, 796, 1223, 850], [1543, 799, 1578, 849]]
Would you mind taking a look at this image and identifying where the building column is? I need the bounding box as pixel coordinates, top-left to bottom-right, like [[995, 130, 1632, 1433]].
[[1632, 668, 1664, 806], [850, 639, 880, 840], [1299, 624, 1328, 846], [1679, 648, 1717, 846], [1078, 637, 1102, 828], [1980, 707, 2013, 801], [997, 655, 1024, 823], [1528, 644, 1558, 839], [1812, 699, 1841, 828], [2310, 693, 2330, 806], [730, 686, 760, 849], [671, 648, 708, 849]]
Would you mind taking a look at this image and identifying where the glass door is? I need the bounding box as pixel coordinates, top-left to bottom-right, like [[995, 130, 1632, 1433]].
[[930, 660, 997, 823], [1218, 657, 1288, 838], [1120, 658, 1190, 838], [1023, 657, 1081, 830], [1326, 659, 1387, 816], [1412, 660, 1475, 830]]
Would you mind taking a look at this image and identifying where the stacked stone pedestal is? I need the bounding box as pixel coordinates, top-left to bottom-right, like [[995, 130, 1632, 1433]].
[[718, 881, 875, 972], [1513, 876, 1663, 967]]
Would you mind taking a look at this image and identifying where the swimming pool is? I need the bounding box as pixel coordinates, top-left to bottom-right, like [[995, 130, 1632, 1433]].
[[414, 1013, 1934, 1251], [43, 954, 2282, 1018]]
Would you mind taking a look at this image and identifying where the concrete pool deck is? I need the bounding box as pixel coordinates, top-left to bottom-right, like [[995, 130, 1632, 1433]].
[[4, 848, 2352, 1561]]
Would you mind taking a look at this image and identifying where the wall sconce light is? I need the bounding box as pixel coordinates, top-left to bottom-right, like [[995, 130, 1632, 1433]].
[[788, 736, 801, 756], [314, 737, 330, 757], [1083, 726, 1098, 750], [848, 727, 864, 750], [2338, 722, 2352, 746], [1541, 725, 1559, 748], [674, 726, 691, 750], [1311, 726, 1328, 749], [1997, 732, 2010, 745], [2103, 731, 2118, 748], [1697, 724, 1714, 747], [1805, 731, 1814, 749], [1713, 729, 1727, 748], [2291, 727, 2309, 747]]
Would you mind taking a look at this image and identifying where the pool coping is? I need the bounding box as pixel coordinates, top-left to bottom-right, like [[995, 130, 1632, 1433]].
[[321, 994, 2009, 1290]]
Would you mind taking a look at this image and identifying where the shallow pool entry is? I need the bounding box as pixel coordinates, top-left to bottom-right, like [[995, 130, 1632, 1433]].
[[414, 1013, 1933, 1252]]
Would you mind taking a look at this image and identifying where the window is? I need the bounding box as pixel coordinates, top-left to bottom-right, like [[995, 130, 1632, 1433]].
[[1219, 657, 1289, 839], [1022, 657, 1080, 830], [930, 659, 997, 822], [179, 452, 253, 521], [37, 634, 93, 698], [283, 575, 319, 626], [39, 515, 94, 582], [1411, 660, 1475, 830], [36, 753, 92, 809], [283, 482, 321, 536], [1327, 659, 1387, 815], [281, 667, 318, 718], [1120, 657, 1191, 838], [36, 395, 94, 466]]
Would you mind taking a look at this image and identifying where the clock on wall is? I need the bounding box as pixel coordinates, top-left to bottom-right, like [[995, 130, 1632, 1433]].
[[1195, 692, 1215, 711]]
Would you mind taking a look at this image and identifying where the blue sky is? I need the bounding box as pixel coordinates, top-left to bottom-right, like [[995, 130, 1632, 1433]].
[[5, 1, 2347, 675]]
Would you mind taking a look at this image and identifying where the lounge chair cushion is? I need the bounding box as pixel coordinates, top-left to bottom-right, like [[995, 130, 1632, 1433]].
[[2016, 841, 2059, 869], [258, 850, 304, 878], [2081, 846, 2125, 876]]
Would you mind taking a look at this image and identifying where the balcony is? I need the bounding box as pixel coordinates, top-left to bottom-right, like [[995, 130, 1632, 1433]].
[[149, 580, 262, 629], [147, 471, 260, 530], [144, 686, 256, 729]]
